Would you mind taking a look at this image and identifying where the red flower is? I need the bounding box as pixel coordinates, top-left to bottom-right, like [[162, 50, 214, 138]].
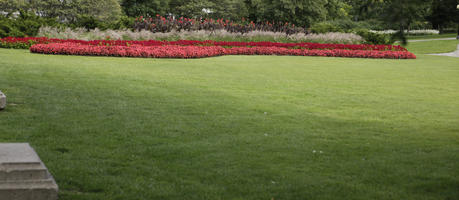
[[1, 37, 414, 60], [29, 43, 416, 59]]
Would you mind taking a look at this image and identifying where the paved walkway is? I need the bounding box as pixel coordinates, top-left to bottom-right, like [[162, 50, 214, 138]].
[[408, 38, 457, 42], [428, 44, 459, 58], [406, 37, 459, 57]]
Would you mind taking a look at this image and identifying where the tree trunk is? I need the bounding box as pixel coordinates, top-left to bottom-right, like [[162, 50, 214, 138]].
[[457, 24, 459, 39]]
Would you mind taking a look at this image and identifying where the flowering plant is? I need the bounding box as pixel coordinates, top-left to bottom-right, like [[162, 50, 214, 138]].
[[133, 15, 304, 35], [29, 43, 416, 59], [2, 37, 407, 51]]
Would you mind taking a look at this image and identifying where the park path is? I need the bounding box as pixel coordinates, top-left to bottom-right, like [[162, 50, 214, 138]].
[[428, 43, 459, 57], [404, 37, 459, 57], [408, 38, 456, 42]]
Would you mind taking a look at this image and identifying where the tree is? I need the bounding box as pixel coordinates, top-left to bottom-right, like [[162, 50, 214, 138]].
[[382, 0, 432, 44], [169, 0, 215, 18], [0, 0, 27, 14], [76, 0, 122, 22], [325, 0, 352, 21], [246, 0, 328, 27], [122, 0, 170, 17], [1, 0, 122, 23], [212, 0, 248, 20], [344, 0, 386, 21], [168, 0, 248, 20], [428, 0, 459, 33]]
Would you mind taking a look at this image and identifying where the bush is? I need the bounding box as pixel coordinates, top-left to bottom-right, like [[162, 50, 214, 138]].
[[0, 11, 132, 38], [310, 20, 386, 34], [72, 15, 99, 30], [310, 22, 343, 33], [0, 21, 24, 38], [69, 15, 135, 31], [0, 11, 59, 38], [108, 16, 136, 30], [355, 29, 394, 45], [321, 20, 370, 31]]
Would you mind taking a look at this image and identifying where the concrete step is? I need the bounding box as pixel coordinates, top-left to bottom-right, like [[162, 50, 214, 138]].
[[0, 179, 58, 200], [0, 143, 58, 200], [0, 163, 48, 181], [0, 143, 49, 181]]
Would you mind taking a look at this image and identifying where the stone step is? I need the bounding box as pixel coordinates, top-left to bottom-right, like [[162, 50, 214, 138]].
[[0, 179, 58, 200], [0, 143, 58, 200], [0, 163, 48, 181], [0, 143, 49, 181]]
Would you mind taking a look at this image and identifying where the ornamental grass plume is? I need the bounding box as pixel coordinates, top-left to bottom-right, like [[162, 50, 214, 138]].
[[37, 26, 365, 44]]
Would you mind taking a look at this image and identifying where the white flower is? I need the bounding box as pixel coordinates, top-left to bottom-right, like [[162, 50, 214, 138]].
[[369, 29, 439, 35]]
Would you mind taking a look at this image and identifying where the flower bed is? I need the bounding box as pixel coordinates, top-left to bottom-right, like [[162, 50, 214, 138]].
[[225, 47, 415, 59], [2, 36, 415, 59], [0, 37, 80, 49], [30, 43, 416, 59], [30, 43, 226, 58], [1, 37, 407, 51]]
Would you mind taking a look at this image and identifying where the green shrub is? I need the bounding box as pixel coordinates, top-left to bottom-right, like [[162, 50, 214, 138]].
[[106, 16, 135, 30], [69, 15, 134, 31], [311, 19, 386, 34], [355, 29, 394, 45], [0, 11, 59, 38], [72, 15, 99, 30], [355, 20, 386, 31], [0, 20, 24, 38], [310, 22, 343, 33]]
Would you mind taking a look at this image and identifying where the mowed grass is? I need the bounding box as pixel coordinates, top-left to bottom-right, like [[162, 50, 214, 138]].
[[0, 40, 458, 200], [403, 39, 458, 54], [406, 33, 457, 40]]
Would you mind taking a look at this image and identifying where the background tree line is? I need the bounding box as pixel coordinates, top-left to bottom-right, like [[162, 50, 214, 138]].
[[121, 0, 458, 31], [0, 0, 458, 34]]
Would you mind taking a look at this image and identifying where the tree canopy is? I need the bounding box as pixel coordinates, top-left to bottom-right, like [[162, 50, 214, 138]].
[[0, 0, 122, 22], [0, 0, 457, 31]]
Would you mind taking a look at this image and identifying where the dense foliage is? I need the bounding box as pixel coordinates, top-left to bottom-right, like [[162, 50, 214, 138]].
[[1, 0, 457, 30], [0, 0, 122, 22], [133, 15, 304, 34], [131, 14, 397, 44], [0, 11, 60, 37], [428, 0, 459, 33], [0, 0, 457, 44]]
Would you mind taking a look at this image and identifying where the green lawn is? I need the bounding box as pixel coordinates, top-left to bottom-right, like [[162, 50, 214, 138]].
[[405, 39, 458, 54], [406, 33, 457, 40], [0, 41, 458, 200]]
